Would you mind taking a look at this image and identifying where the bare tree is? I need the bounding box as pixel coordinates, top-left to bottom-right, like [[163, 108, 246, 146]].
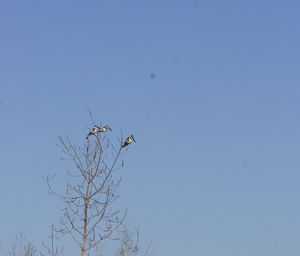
[[40, 225, 64, 256], [8, 233, 37, 256], [115, 225, 151, 256], [46, 121, 141, 256]]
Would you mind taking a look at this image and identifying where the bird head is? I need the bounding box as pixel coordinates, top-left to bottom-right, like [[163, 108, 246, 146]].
[[131, 135, 136, 142], [104, 125, 112, 131]]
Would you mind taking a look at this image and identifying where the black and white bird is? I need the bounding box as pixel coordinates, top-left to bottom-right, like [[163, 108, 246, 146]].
[[122, 134, 136, 148], [98, 124, 112, 132], [86, 126, 101, 139]]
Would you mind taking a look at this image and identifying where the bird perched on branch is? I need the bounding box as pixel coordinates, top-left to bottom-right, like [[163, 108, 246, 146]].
[[122, 135, 136, 148], [86, 124, 112, 139], [98, 124, 112, 132]]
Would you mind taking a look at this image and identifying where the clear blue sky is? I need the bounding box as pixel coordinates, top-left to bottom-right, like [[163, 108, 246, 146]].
[[1, 0, 300, 255]]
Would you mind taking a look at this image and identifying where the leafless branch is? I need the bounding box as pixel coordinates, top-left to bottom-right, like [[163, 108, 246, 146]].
[[40, 225, 64, 256], [8, 233, 37, 256]]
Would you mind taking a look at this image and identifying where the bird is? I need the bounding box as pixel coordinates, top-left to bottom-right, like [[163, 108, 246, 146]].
[[86, 125, 101, 139], [122, 135, 136, 148], [98, 124, 112, 132]]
